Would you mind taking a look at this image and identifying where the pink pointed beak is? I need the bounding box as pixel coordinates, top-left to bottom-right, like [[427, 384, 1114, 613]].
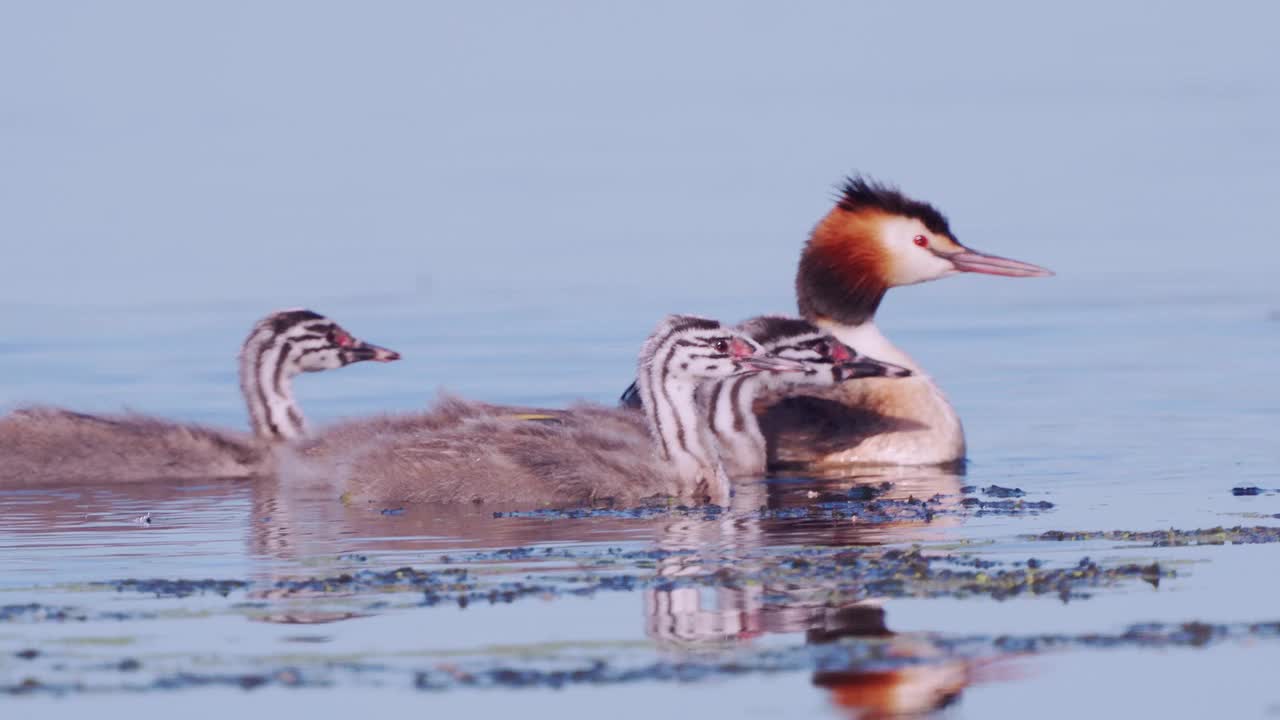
[[739, 355, 811, 375], [948, 248, 1054, 278], [366, 344, 401, 362], [347, 341, 402, 363]]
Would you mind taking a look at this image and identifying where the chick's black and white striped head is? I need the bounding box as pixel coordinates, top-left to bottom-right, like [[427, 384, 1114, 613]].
[[737, 315, 911, 384], [271, 310, 400, 373], [640, 315, 804, 382], [239, 309, 400, 441]]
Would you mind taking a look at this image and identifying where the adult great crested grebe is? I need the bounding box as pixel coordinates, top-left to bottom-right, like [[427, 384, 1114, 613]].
[[622, 176, 1052, 467], [775, 176, 1051, 466]]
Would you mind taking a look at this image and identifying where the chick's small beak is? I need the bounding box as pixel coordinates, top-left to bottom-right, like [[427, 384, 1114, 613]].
[[836, 357, 912, 381], [738, 355, 811, 375], [947, 248, 1054, 278], [345, 341, 401, 363]]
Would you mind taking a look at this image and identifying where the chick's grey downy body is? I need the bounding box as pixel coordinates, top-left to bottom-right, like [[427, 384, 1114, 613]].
[[0, 408, 264, 485], [310, 401, 667, 507], [294, 316, 802, 507]]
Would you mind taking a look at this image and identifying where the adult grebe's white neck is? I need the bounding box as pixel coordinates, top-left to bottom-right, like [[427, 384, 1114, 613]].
[[797, 316, 965, 465], [815, 319, 924, 374]]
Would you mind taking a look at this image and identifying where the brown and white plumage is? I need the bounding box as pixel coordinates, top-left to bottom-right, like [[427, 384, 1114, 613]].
[[622, 176, 1052, 468], [775, 176, 1051, 466], [0, 309, 399, 486]]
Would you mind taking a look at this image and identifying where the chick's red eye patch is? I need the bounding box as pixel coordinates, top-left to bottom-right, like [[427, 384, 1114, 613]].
[[728, 338, 756, 359]]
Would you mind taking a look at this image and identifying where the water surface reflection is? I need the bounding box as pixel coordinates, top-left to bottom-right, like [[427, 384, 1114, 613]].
[[0, 454, 1249, 712], [235, 465, 973, 712]]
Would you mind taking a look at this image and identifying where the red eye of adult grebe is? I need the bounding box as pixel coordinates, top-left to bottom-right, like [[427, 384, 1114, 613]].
[[913, 235, 929, 247]]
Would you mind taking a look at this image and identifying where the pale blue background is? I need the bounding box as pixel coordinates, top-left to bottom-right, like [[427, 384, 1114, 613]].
[[2, 1, 1276, 310]]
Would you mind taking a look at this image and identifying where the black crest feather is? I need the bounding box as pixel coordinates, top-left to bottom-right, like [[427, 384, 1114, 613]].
[[836, 176, 954, 238]]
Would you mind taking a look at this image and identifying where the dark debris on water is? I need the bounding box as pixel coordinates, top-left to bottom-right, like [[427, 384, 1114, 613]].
[[73, 546, 1170, 612], [737, 550, 1167, 603], [407, 619, 1280, 692], [6, 667, 316, 697], [9, 619, 1278, 696], [0, 538, 1173, 627], [1230, 486, 1278, 497], [0, 603, 156, 625], [1033, 525, 1280, 547], [981, 485, 1026, 498], [493, 489, 1053, 523], [959, 497, 1053, 513], [102, 578, 249, 598], [1, 604, 87, 623]]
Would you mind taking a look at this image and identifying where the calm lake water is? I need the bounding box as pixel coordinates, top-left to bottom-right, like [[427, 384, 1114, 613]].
[[2, 270, 1277, 718]]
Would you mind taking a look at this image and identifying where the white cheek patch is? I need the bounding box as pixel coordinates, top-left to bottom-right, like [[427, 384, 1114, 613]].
[[881, 217, 956, 286], [896, 247, 953, 285]]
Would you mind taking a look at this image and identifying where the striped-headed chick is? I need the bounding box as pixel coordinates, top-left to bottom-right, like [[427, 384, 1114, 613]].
[[0, 309, 398, 486], [704, 315, 910, 477]]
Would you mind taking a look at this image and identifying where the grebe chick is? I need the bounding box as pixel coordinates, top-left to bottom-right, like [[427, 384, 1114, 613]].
[[0, 309, 399, 486], [310, 315, 812, 508], [703, 316, 911, 477], [619, 316, 912, 476]]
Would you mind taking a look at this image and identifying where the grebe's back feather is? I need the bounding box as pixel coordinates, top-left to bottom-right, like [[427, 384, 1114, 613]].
[[0, 310, 398, 486], [0, 407, 264, 485]]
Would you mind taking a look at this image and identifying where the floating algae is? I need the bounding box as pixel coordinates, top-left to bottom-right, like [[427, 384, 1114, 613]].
[[7, 618, 1280, 696], [1031, 526, 1280, 547], [493, 490, 1053, 523], [75, 546, 1168, 610]]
